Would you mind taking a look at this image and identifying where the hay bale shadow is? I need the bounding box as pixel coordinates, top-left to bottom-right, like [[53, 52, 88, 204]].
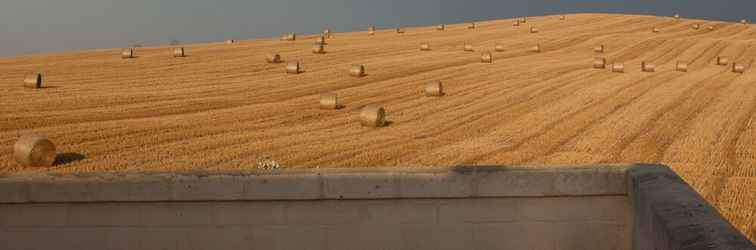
[[54, 153, 85, 165]]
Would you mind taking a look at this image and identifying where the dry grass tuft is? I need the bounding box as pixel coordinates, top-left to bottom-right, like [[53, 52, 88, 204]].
[[256, 157, 281, 170], [420, 43, 431, 51], [464, 44, 474, 52], [495, 44, 505, 52]]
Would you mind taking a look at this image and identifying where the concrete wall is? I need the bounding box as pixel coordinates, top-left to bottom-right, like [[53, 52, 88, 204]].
[[0, 165, 751, 250]]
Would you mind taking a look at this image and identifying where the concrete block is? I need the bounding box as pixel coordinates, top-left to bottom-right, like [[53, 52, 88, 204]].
[[243, 174, 322, 200], [138, 202, 216, 226], [104, 228, 145, 250], [398, 172, 475, 198], [184, 226, 254, 250], [0, 181, 28, 203], [517, 196, 631, 222], [127, 178, 174, 201], [552, 222, 629, 250], [271, 225, 328, 250], [137, 228, 191, 250], [0, 203, 68, 227], [284, 200, 362, 225], [474, 222, 554, 250], [439, 198, 518, 224], [476, 169, 556, 197], [215, 201, 286, 226], [327, 224, 402, 250], [66, 203, 140, 226], [323, 173, 397, 199], [360, 199, 438, 224], [172, 175, 245, 201], [553, 168, 626, 195], [27, 180, 95, 202], [400, 223, 475, 250]]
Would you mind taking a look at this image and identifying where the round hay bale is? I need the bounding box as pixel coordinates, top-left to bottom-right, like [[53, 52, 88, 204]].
[[593, 57, 606, 69], [425, 81, 444, 97], [611, 63, 625, 73], [529, 26, 539, 33], [464, 44, 474, 52], [559, 15, 566, 20], [315, 36, 326, 45], [121, 48, 134, 59], [23, 73, 42, 89], [396, 28, 405, 34], [369, 26, 376, 35], [320, 93, 339, 109], [495, 44, 505, 52], [716, 56, 729, 66], [14, 134, 56, 167], [286, 62, 301, 74], [437, 24, 445, 31], [676, 61, 688, 72], [420, 43, 431, 51], [266, 53, 281, 63], [480, 52, 493, 63], [641, 61, 656, 72], [173, 47, 185, 57], [513, 20, 521, 27], [312, 44, 325, 54], [468, 23, 476, 29], [594, 45, 604, 53], [652, 27, 660, 33], [530, 44, 541, 53], [733, 63, 746, 73], [360, 105, 386, 127], [350, 64, 366, 77], [691, 24, 700, 30]]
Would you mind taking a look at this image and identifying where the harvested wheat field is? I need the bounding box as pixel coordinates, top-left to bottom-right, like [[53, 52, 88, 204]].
[[1, 13, 756, 240]]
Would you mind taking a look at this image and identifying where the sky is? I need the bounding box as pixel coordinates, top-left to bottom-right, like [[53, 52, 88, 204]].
[[0, 0, 754, 57]]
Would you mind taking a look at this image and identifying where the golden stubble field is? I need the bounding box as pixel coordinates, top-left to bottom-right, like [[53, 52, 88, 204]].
[[1, 13, 755, 240]]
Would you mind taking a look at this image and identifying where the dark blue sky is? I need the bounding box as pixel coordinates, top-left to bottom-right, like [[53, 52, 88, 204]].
[[0, 0, 752, 57]]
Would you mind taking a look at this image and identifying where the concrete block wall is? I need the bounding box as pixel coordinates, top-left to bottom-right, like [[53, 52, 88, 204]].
[[0, 164, 752, 250]]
